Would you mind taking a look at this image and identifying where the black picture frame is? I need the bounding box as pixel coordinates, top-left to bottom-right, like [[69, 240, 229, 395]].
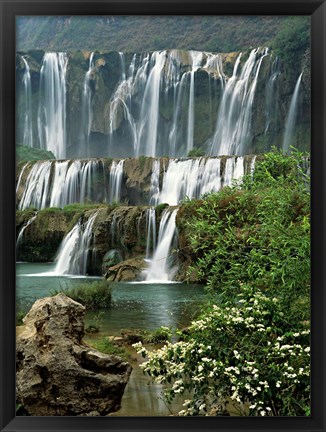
[[1, 0, 325, 431]]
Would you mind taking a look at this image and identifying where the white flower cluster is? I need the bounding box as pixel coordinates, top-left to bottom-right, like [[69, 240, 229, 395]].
[[132, 289, 310, 417]]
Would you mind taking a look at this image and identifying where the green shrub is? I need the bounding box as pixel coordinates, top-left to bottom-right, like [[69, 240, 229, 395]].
[[144, 326, 172, 344], [51, 280, 112, 310], [16, 311, 25, 326], [88, 337, 130, 361], [271, 16, 310, 68], [155, 203, 169, 217], [187, 148, 205, 157], [16, 145, 55, 162]]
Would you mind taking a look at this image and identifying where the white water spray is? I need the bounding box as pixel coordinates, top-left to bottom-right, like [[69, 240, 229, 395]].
[[38, 52, 68, 159], [145, 209, 178, 282], [282, 73, 303, 154], [55, 212, 98, 275], [21, 56, 34, 148]]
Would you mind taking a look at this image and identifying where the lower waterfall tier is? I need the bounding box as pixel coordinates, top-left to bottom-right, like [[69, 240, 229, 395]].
[[16, 204, 185, 282], [16, 155, 257, 210]]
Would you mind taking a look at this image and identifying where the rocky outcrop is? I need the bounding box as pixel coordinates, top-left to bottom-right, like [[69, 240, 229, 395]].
[[16, 208, 68, 262], [16, 293, 132, 416], [105, 257, 147, 282]]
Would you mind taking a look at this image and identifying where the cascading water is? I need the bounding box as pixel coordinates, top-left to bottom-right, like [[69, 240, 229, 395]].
[[151, 155, 256, 206], [17, 159, 106, 210], [282, 72, 303, 154], [16, 213, 37, 254], [55, 212, 98, 275], [21, 56, 33, 148], [18, 161, 52, 210], [145, 207, 157, 259], [187, 51, 203, 155], [149, 159, 160, 206], [136, 51, 166, 157], [38, 52, 68, 159], [145, 209, 178, 282], [81, 52, 95, 157], [108, 54, 137, 156], [265, 57, 280, 135], [109, 160, 124, 204], [145, 160, 160, 260], [209, 47, 269, 156], [16, 162, 29, 194], [107, 50, 226, 158], [17, 48, 310, 160]]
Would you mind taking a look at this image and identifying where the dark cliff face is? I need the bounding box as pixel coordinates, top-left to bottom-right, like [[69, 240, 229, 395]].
[[16, 49, 310, 159]]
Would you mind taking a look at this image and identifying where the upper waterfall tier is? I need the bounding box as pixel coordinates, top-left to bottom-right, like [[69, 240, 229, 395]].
[[16, 155, 256, 210], [16, 49, 310, 159]]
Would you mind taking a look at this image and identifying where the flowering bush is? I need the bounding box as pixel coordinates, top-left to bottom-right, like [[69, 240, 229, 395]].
[[134, 285, 310, 416]]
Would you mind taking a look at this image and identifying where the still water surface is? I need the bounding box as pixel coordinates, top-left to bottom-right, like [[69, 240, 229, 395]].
[[16, 262, 205, 415]]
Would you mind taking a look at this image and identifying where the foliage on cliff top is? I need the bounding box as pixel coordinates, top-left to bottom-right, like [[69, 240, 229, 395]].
[[271, 16, 310, 67], [17, 145, 55, 162], [17, 15, 293, 53]]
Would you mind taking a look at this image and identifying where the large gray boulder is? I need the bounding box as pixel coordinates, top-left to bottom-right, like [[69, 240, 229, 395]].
[[16, 293, 132, 416]]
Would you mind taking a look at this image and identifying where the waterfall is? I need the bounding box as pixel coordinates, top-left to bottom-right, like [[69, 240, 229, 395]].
[[151, 155, 256, 206], [137, 51, 166, 157], [187, 51, 204, 154], [21, 56, 33, 148], [209, 48, 269, 156], [16, 162, 29, 194], [49, 161, 70, 208], [108, 54, 138, 156], [80, 160, 98, 204], [145, 209, 178, 282], [168, 73, 188, 157], [81, 52, 95, 157], [16, 213, 37, 254], [282, 73, 303, 154], [265, 57, 280, 134], [119, 52, 126, 80], [109, 160, 124, 204], [18, 159, 105, 210], [145, 207, 157, 259], [107, 50, 225, 158], [55, 212, 98, 275], [145, 159, 160, 259], [18, 161, 52, 210], [149, 159, 161, 205], [38, 52, 68, 159], [223, 156, 245, 186], [17, 48, 307, 160]]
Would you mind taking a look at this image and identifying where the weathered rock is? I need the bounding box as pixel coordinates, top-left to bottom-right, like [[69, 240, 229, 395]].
[[16, 208, 69, 262], [105, 257, 147, 282], [16, 293, 132, 416]]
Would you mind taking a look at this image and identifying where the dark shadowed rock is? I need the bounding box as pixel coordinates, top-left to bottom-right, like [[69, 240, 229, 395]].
[[16, 293, 132, 416]]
